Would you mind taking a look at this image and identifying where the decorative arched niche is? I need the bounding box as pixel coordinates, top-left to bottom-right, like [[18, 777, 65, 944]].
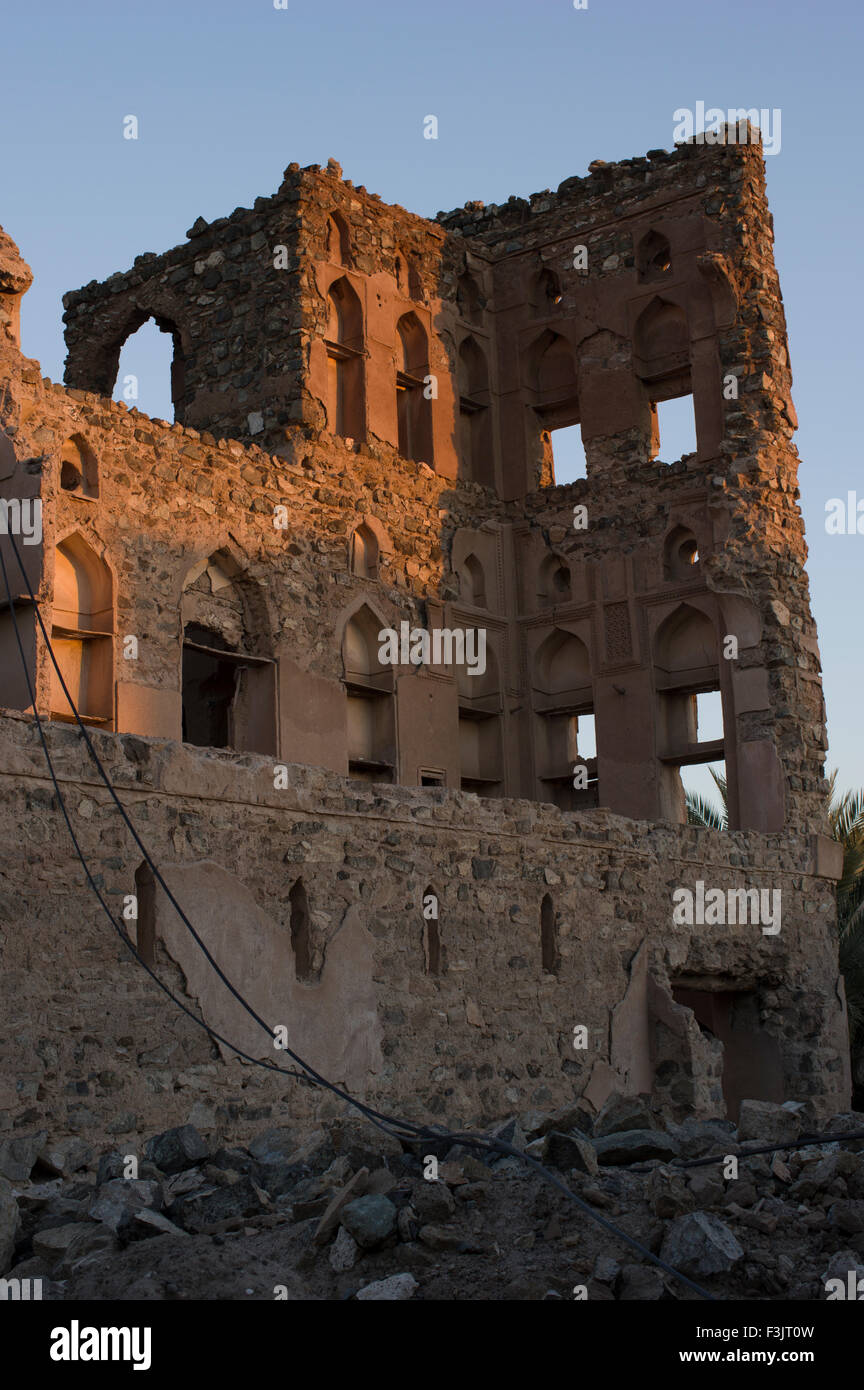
[[654, 602, 725, 825], [663, 525, 701, 581], [348, 516, 391, 580], [325, 211, 352, 267], [457, 336, 493, 485], [637, 229, 672, 282], [341, 602, 395, 782], [180, 551, 276, 755], [396, 312, 432, 464], [50, 533, 114, 726], [59, 435, 98, 499], [460, 553, 487, 609], [457, 640, 502, 796], [531, 627, 597, 810], [456, 270, 484, 324], [325, 276, 365, 440], [537, 553, 572, 606]]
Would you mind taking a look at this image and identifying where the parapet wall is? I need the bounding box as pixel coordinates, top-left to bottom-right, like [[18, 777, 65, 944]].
[[0, 711, 849, 1149]]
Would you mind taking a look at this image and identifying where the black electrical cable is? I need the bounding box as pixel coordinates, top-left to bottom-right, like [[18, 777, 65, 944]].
[[1, 537, 424, 1144], [624, 1129, 864, 1173], [0, 527, 717, 1300], [0, 543, 423, 1145]]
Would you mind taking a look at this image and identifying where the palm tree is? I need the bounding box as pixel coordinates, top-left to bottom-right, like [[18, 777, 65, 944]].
[[827, 775, 864, 1093], [685, 767, 728, 830], [685, 768, 864, 1101]]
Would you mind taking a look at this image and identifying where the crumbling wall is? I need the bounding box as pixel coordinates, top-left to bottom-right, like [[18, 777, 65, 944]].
[[0, 712, 848, 1151]]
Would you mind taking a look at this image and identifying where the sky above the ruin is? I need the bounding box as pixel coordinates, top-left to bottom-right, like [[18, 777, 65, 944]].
[[1, 0, 861, 802]]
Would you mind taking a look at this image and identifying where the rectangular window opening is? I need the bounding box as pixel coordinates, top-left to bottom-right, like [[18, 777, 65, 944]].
[[546, 423, 587, 485], [653, 394, 698, 464], [695, 690, 723, 744]]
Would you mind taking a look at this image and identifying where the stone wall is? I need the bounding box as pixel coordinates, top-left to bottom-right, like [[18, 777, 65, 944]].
[[0, 712, 848, 1150]]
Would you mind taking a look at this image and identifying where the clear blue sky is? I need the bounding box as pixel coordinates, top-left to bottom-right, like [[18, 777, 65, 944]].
[[2, 0, 861, 803]]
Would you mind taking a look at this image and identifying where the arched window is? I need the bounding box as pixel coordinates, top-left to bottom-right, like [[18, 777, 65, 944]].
[[342, 604, 395, 782], [654, 604, 724, 824], [289, 878, 313, 982], [456, 270, 483, 324], [457, 641, 502, 796], [663, 526, 700, 581], [634, 297, 688, 365], [325, 277, 365, 441], [537, 554, 572, 606], [532, 629, 596, 810], [51, 534, 114, 726], [533, 331, 576, 399], [637, 229, 672, 282], [458, 337, 492, 485], [396, 312, 432, 464], [530, 265, 563, 311], [536, 628, 591, 697], [113, 311, 186, 424], [325, 211, 352, 266], [422, 885, 441, 976], [634, 297, 694, 461], [461, 553, 486, 608], [180, 553, 276, 754], [541, 894, 559, 975], [59, 435, 98, 498], [350, 523, 379, 579]]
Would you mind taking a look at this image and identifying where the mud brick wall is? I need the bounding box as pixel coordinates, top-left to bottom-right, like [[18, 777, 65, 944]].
[[0, 712, 848, 1151]]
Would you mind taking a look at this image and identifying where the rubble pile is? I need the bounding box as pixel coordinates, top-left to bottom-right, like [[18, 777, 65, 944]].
[[3, 1097, 863, 1302]]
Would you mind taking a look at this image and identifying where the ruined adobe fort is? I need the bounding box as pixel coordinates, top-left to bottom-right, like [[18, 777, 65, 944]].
[[0, 132, 851, 1151]]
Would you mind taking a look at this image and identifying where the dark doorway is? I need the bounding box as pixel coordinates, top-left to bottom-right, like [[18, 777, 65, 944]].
[[181, 628, 239, 749], [672, 986, 784, 1122]]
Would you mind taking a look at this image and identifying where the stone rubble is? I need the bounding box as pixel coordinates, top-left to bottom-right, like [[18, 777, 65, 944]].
[[2, 1097, 863, 1301]]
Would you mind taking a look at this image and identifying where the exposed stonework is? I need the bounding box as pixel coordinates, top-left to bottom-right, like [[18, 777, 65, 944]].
[[0, 713, 849, 1144], [0, 129, 849, 1152]]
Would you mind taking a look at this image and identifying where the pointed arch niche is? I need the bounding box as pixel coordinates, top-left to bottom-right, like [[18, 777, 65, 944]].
[[348, 516, 391, 581], [457, 640, 503, 796], [59, 435, 98, 499], [50, 534, 114, 726], [180, 552, 276, 755], [633, 296, 696, 463], [325, 276, 365, 440], [342, 603, 395, 782], [457, 336, 493, 486], [396, 312, 432, 464], [536, 553, 572, 607], [325, 211, 352, 267], [654, 603, 725, 824], [532, 627, 597, 810]]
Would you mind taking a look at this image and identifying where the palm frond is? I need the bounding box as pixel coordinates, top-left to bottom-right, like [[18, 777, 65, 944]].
[[685, 791, 727, 830], [708, 767, 728, 806]]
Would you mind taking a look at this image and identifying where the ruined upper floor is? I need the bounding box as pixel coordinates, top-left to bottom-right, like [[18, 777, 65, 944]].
[[0, 132, 828, 839]]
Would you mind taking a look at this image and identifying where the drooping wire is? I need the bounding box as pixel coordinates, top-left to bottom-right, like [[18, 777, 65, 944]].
[[0, 526, 716, 1299]]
